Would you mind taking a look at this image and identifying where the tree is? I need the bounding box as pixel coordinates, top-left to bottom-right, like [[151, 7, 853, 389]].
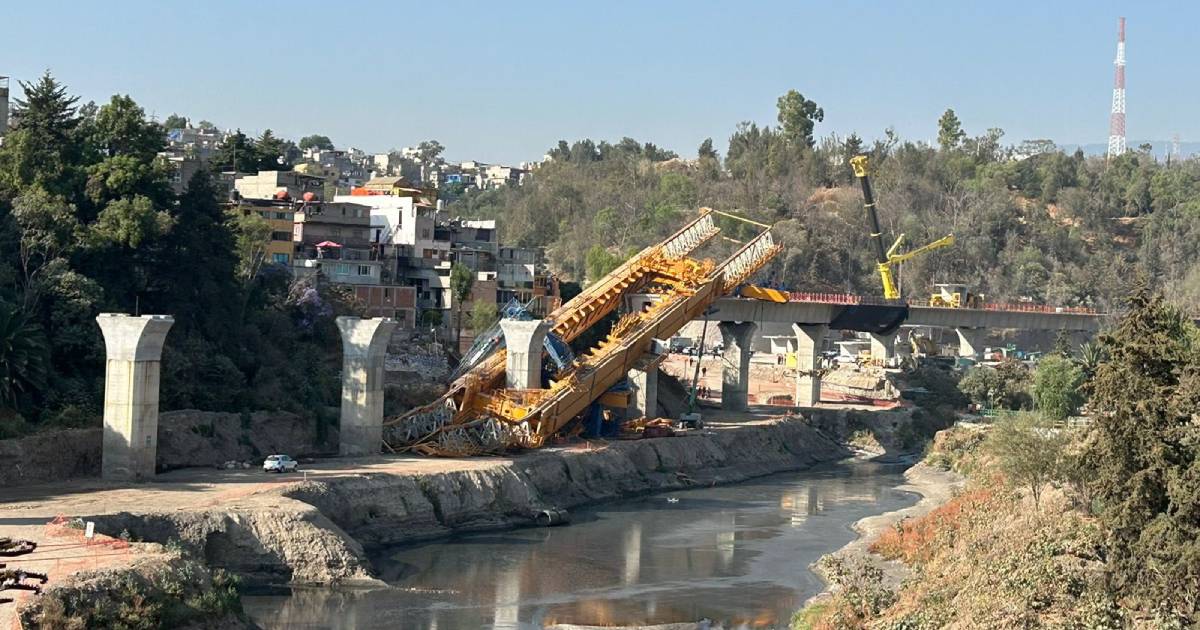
[[162, 114, 188, 130], [1031, 355, 1085, 421], [1084, 287, 1200, 615], [468, 300, 498, 333], [298, 134, 333, 151], [0, 301, 50, 412], [958, 362, 1030, 410], [229, 209, 272, 283], [937, 108, 966, 151], [10, 187, 80, 312], [0, 72, 83, 198], [211, 130, 258, 174], [90, 95, 165, 161], [449, 263, 474, 344], [776, 89, 824, 149], [698, 138, 718, 161], [417, 140, 445, 164], [987, 412, 1064, 511], [90, 195, 173, 250], [1073, 342, 1103, 380], [585, 245, 621, 284], [255, 129, 290, 171]]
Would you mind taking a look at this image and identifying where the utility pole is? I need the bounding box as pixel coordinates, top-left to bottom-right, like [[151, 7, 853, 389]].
[[1107, 17, 1127, 161]]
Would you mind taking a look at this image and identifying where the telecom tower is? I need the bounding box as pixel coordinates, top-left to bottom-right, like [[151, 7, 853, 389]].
[[1107, 17, 1126, 160]]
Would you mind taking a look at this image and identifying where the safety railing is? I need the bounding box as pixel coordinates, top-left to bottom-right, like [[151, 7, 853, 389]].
[[778, 291, 1098, 315]]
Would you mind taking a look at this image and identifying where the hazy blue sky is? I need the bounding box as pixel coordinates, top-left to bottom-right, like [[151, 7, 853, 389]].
[[5, 1, 1195, 164]]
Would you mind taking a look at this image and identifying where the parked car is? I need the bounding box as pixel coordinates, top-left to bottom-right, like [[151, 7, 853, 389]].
[[263, 454, 298, 473]]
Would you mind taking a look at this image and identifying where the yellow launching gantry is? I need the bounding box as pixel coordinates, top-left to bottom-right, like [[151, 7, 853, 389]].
[[386, 208, 782, 456], [850, 155, 954, 300]]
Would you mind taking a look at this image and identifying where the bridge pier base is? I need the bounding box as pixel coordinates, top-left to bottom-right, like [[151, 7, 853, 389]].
[[627, 363, 658, 418], [337, 316, 398, 456], [793, 324, 827, 407], [500, 319, 553, 390], [719, 321, 757, 412], [869, 332, 896, 366], [956, 327, 987, 359], [97, 314, 175, 482]]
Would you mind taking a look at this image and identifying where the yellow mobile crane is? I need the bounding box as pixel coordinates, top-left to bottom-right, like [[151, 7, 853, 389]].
[[850, 155, 954, 300]]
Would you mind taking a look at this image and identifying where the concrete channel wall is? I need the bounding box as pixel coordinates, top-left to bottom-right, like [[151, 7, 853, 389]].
[[87, 417, 848, 585]]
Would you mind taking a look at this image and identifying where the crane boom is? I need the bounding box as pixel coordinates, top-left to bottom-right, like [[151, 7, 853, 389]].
[[850, 155, 953, 300]]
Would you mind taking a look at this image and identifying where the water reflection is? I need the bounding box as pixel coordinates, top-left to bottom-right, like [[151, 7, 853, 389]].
[[244, 461, 914, 629]]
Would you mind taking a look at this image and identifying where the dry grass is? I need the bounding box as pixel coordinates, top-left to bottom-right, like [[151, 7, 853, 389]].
[[868, 485, 998, 565]]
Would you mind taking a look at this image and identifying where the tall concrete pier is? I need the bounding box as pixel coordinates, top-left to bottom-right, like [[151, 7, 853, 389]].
[[97, 314, 174, 481], [337, 316, 398, 456], [956, 327, 987, 358], [793, 323, 828, 407], [719, 321, 757, 411], [499, 319, 553, 390]]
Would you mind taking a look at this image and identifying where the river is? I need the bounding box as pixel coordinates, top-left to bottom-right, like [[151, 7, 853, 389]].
[[243, 460, 917, 629]]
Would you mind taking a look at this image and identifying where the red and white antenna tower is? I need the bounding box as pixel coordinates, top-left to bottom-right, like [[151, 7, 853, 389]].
[[1107, 17, 1126, 160]]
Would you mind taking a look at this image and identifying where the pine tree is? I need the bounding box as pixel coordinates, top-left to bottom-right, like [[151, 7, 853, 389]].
[[937, 108, 966, 151], [1085, 285, 1200, 617]]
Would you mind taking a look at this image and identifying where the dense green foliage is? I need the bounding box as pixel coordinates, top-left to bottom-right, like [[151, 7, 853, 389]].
[[957, 360, 1031, 410], [1031, 354, 1085, 421], [452, 96, 1200, 317], [0, 73, 350, 433], [1085, 288, 1200, 619]]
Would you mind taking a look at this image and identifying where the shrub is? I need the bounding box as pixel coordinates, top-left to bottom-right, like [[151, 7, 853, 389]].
[[987, 412, 1064, 511], [1031, 355, 1084, 421]]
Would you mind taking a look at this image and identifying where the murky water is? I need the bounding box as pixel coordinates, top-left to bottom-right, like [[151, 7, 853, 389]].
[[243, 460, 916, 629]]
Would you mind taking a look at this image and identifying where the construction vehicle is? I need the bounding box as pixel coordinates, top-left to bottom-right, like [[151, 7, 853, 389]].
[[850, 155, 955, 300], [386, 208, 781, 456], [929, 283, 985, 309], [909, 332, 940, 357]]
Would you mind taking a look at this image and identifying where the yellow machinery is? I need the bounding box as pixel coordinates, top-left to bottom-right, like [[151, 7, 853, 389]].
[[850, 155, 954, 300], [739, 284, 789, 303], [386, 208, 781, 455], [929, 283, 985, 309]]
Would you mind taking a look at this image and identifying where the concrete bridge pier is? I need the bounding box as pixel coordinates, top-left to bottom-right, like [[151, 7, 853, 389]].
[[793, 324, 828, 407], [869, 332, 896, 365], [627, 361, 658, 418], [719, 321, 757, 411], [956, 327, 988, 359], [97, 314, 175, 481], [500, 319, 553, 390], [337, 316, 398, 456]]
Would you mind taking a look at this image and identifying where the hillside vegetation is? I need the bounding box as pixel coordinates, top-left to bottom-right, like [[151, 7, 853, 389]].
[[796, 288, 1200, 627], [454, 97, 1200, 314]]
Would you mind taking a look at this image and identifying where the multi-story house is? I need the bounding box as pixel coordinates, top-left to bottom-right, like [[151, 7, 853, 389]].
[[235, 198, 298, 266], [497, 246, 557, 305], [292, 201, 383, 286], [235, 170, 326, 202]]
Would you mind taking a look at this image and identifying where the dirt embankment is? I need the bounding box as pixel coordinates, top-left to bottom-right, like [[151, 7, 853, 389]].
[[0, 410, 335, 487], [0, 428, 102, 487], [86, 417, 848, 586]]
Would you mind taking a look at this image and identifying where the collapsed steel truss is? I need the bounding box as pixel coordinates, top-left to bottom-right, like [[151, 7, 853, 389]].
[[384, 208, 781, 456]]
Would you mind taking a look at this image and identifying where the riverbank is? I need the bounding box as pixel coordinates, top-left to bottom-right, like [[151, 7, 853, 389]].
[[802, 459, 965, 611], [3, 414, 848, 628]]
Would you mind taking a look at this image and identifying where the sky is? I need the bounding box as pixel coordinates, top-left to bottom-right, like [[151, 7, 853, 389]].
[[4, 1, 1196, 164]]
